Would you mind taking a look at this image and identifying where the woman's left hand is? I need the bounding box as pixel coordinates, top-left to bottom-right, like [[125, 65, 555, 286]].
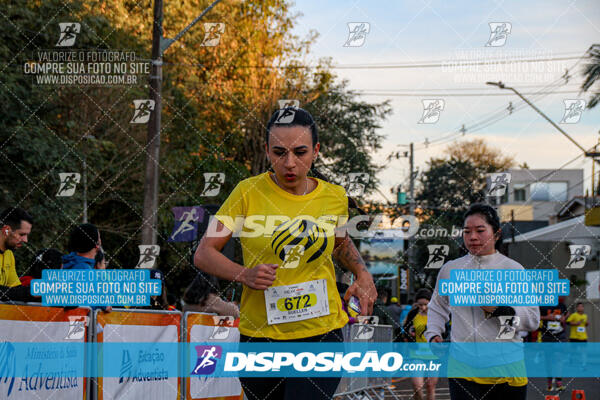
[[344, 271, 377, 316]]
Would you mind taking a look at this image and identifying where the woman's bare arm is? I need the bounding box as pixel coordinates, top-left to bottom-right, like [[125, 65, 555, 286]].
[[332, 232, 377, 315], [194, 218, 277, 290]]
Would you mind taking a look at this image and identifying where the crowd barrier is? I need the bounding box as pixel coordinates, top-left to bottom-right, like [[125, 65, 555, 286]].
[[334, 323, 394, 400], [0, 302, 92, 400], [182, 312, 243, 400], [93, 308, 182, 400], [0, 302, 394, 400]]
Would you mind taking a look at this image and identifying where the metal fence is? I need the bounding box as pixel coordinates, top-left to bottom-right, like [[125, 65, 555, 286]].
[[335, 324, 395, 400]]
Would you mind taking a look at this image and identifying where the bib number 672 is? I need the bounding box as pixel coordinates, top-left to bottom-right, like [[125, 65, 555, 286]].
[[278, 294, 316, 312]]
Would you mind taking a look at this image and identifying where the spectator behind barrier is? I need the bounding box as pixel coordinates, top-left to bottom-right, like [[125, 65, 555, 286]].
[[149, 269, 169, 310], [183, 272, 240, 318], [0, 207, 33, 287], [0, 207, 34, 302], [62, 223, 101, 270], [90, 249, 112, 312], [1, 248, 61, 302], [372, 290, 393, 326], [386, 296, 404, 342], [21, 248, 63, 286], [94, 249, 107, 269], [62, 224, 111, 312]]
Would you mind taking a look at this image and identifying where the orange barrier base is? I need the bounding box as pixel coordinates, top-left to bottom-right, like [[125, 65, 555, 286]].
[[545, 396, 559, 400]]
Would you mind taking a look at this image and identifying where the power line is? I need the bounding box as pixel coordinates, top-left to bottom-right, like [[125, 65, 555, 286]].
[[410, 54, 588, 150], [355, 84, 580, 92], [148, 52, 584, 70], [357, 90, 580, 97]]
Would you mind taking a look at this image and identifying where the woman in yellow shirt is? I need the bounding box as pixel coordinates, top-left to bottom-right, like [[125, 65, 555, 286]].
[[405, 289, 438, 400], [194, 107, 377, 400]]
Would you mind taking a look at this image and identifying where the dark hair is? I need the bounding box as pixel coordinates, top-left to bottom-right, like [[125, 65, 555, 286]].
[[68, 223, 99, 253], [29, 248, 63, 278], [183, 272, 219, 306], [463, 203, 502, 250], [0, 207, 33, 230], [415, 288, 432, 302], [576, 302, 583, 307], [266, 107, 366, 216], [266, 107, 318, 147]]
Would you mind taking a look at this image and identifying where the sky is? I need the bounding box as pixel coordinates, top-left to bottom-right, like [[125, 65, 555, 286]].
[[289, 0, 600, 203]]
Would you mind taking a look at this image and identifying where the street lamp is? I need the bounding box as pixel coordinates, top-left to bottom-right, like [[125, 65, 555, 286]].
[[486, 81, 589, 153], [487, 80, 600, 205]]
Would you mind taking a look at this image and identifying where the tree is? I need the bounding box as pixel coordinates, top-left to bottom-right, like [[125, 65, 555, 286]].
[[1, 0, 391, 302], [0, 0, 152, 271], [445, 138, 515, 172], [416, 139, 515, 225], [581, 44, 600, 109], [304, 74, 391, 193]]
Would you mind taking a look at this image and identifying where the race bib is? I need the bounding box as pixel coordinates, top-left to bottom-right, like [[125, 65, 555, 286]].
[[547, 321, 561, 331], [576, 326, 585, 333], [264, 279, 329, 325]]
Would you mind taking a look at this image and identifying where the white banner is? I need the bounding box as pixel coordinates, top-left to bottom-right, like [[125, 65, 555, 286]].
[[0, 305, 89, 400], [97, 310, 180, 400], [186, 314, 242, 400]]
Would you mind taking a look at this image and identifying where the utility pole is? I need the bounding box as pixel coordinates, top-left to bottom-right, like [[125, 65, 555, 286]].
[[82, 134, 95, 223], [409, 143, 414, 216], [83, 155, 87, 223], [141, 0, 223, 245], [141, 0, 164, 245], [511, 209, 515, 243], [408, 142, 416, 298]]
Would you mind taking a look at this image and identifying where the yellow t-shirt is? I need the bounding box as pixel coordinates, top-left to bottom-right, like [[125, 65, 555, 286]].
[[215, 172, 349, 339], [566, 313, 588, 340], [410, 313, 437, 360], [453, 359, 527, 387], [0, 249, 20, 287], [413, 312, 428, 343]]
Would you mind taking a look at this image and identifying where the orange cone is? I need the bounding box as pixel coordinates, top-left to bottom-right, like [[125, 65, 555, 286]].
[[571, 389, 585, 400]]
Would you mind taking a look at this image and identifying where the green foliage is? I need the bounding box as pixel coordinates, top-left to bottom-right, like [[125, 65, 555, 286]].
[[416, 139, 515, 225], [581, 44, 600, 109], [1, 0, 390, 302]]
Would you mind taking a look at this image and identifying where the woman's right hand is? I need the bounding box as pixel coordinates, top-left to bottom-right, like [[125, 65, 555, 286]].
[[430, 335, 443, 343], [241, 264, 278, 290]]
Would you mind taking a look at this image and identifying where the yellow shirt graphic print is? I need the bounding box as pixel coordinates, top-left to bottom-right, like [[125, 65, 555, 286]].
[[215, 172, 349, 340], [272, 217, 330, 269]]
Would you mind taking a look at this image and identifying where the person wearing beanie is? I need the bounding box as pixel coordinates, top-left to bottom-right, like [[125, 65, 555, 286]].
[[62, 223, 101, 270]]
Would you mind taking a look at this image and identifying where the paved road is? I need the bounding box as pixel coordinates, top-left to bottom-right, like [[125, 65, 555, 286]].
[[381, 377, 598, 399]]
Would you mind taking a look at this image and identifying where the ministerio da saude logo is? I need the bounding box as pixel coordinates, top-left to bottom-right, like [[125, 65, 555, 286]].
[[190, 344, 441, 376]]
